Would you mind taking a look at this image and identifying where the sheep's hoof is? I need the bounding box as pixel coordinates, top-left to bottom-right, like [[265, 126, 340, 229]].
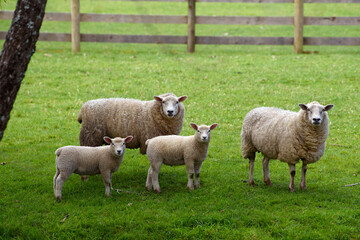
[[188, 186, 194, 191], [81, 175, 89, 181], [155, 189, 161, 194], [289, 187, 296, 192], [249, 181, 255, 187], [264, 179, 272, 186], [300, 185, 307, 190], [146, 186, 152, 191], [195, 184, 200, 189], [56, 196, 62, 202]]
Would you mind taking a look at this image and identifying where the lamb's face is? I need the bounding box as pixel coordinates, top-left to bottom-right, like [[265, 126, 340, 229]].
[[154, 94, 187, 118], [191, 123, 218, 143], [111, 138, 127, 156], [104, 136, 133, 156], [299, 102, 334, 126]]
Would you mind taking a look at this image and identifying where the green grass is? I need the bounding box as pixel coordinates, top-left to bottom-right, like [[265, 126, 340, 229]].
[[1, 0, 360, 239]]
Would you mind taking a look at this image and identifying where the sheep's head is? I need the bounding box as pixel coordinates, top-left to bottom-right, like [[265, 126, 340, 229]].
[[299, 102, 334, 126], [191, 123, 218, 143], [104, 136, 133, 156], [154, 94, 187, 118]]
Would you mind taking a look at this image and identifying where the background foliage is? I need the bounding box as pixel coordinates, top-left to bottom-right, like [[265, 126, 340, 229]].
[[0, 0, 359, 239]]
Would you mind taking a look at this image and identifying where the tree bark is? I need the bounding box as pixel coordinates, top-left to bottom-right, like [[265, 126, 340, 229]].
[[0, 0, 47, 142]]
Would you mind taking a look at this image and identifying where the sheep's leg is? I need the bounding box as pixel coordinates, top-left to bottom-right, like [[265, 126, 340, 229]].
[[146, 167, 153, 191], [262, 157, 272, 185], [185, 161, 195, 191], [150, 161, 162, 193], [101, 171, 112, 197], [248, 154, 255, 186], [300, 163, 307, 190], [109, 172, 113, 190], [53, 167, 60, 197], [79, 126, 104, 146], [194, 163, 203, 189], [55, 172, 71, 202], [288, 164, 296, 192], [140, 144, 147, 155]]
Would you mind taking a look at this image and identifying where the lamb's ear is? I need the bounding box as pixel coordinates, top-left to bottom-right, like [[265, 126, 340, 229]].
[[125, 136, 133, 143], [103, 136, 112, 144], [178, 96, 187, 103], [190, 123, 198, 131], [154, 96, 163, 102], [210, 123, 218, 130], [299, 104, 308, 111], [324, 104, 334, 111]]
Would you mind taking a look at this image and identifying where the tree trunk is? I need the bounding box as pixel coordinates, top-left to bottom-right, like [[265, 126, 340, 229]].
[[0, 0, 47, 142]]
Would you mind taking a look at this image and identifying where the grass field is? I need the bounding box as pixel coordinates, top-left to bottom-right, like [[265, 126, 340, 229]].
[[1, 0, 360, 239]]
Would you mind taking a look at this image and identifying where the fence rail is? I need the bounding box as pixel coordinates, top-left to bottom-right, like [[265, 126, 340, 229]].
[[0, 0, 359, 53], [1, 31, 357, 46], [1, 11, 360, 25]]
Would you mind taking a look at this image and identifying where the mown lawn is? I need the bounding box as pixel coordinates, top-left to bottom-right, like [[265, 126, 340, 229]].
[[1, 0, 360, 239]]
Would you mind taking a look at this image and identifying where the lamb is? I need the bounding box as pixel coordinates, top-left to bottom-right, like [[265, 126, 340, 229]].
[[77, 93, 187, 155], [53, 136, 133, 201], [241, 101, 334, 192], [145, 123, 218, 193]]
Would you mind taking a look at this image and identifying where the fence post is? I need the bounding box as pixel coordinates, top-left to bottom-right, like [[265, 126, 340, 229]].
[[294, 0, 304, 54], [71, 0, 80, 52], [187, 0, 196, 53]]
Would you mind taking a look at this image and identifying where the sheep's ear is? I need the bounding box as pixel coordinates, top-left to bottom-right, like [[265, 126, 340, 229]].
[[190, 123, 198, 131], [324, 104, 334, 111], [210, 123, 218, 130], [154, 96, 163, 102], [178, 96, 187, 102], [103, 136, 112, 144], [299, 104, 308, 111], [125, 136, 133, 143]]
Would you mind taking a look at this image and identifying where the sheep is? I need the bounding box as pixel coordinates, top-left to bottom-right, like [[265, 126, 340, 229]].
[[241, 101, 334, 192], [77, 93, 187, 155], [145, 123, 218, 193], [53, 136, 133, 201]]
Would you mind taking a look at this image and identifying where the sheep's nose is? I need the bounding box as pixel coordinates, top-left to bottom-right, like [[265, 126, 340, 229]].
[[117, 150, 122, 155], [313, 118, 321, 124], [167, 110, 174, 114], [202, 136, 207, 140]]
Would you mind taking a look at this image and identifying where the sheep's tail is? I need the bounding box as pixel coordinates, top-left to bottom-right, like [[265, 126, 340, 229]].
[[77, 107, 83, 123], [55, 148, 63, 157], [145, 139, 150, 146]]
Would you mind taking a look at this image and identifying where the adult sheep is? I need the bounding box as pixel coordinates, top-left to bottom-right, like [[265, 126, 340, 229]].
[[77, 93, 187, 154], [241, 101, 334, 192]]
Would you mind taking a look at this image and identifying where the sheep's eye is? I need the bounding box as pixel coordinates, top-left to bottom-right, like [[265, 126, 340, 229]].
[[111, 143, 114, 146], [176, 101, 179, 104], [197, 130, 200, 133], [208, 130, 211, 133]]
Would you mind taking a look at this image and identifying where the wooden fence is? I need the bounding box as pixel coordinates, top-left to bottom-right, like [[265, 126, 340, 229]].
[[0, 0, 359, 53]]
